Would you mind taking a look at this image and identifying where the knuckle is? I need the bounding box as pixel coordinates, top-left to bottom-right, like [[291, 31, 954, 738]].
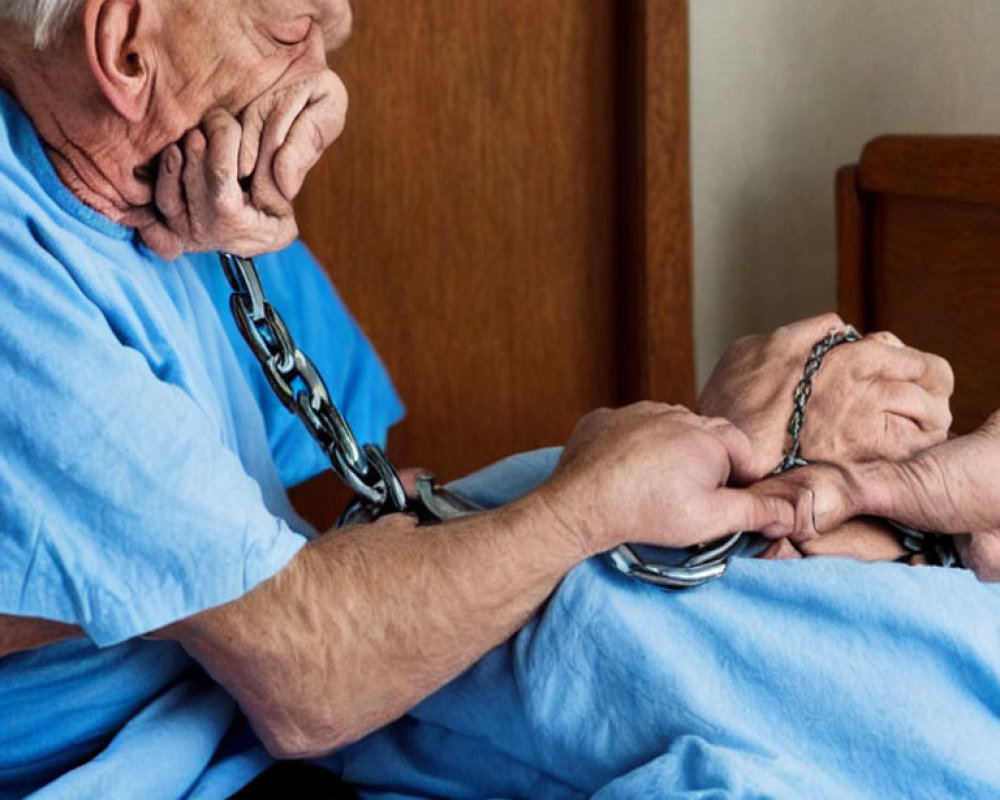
[[583, 406, 613, 424], [932, 355, 956, 393], [732, 332, 760, 351], [201, 108, 238, 134], [868, 330, 903, 347], [817, 311, 844, 329]]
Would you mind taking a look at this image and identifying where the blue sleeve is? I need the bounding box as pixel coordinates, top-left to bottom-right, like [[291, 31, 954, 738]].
[[197, 242, 405, 488], [0, 235, 306, 647]]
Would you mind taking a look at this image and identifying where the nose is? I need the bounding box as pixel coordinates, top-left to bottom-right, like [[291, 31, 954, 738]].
[[322, 0, 353, 53]]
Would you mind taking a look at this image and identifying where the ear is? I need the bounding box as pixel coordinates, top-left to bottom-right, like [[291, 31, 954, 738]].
[[83, 0, 155, 123]]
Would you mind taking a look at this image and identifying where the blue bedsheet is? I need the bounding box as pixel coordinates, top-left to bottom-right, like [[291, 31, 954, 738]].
[[334, 449, 1000, 799]]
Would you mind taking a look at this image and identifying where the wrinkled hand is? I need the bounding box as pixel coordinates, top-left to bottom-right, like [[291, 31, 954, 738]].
[[537, 402, 794, 555], [754, 411, 1000, 580], [699, 313, 953, 480], [138, 70, 348, 259]]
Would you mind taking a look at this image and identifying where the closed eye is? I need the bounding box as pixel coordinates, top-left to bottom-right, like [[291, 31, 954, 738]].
[[271, 19, 312, 47]]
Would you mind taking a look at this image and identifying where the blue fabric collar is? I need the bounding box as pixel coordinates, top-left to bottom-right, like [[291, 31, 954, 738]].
[[0, 87, 135, 241]]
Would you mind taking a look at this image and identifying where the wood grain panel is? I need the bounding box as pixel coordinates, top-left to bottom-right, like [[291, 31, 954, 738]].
[[838, 136, 1000, 435], [860, 136, 1000, 206], [835, 166, 867, 330], [292, 1, 692, 523], [297, 0, 620, 483], [619, 0, 694, 405], [868, 196, 1000, 432]]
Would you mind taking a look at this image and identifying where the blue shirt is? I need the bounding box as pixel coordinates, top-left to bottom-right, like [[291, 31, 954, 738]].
[[0, 88, 403, 798]]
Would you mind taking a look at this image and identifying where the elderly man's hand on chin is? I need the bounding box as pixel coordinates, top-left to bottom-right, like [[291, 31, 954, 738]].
[[138, 69, 348, 260], [699, 313, 954, 480], [755, 411, 1000, 580]]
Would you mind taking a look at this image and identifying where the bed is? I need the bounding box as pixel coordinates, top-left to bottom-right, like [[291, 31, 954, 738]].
[[260, 135, 1000, 796], [837, 135, 1000, 433], [326, 136, 1000, 797]]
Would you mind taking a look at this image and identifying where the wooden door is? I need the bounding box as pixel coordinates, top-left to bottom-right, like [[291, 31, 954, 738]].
[[295, 1, 692, 511]]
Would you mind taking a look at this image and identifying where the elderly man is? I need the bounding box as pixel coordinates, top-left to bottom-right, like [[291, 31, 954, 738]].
[[0, 0, 969, 798]]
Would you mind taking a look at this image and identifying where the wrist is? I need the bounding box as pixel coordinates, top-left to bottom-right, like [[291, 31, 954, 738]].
[[841, 461, 895, 520], [521, 482, 601, 562]]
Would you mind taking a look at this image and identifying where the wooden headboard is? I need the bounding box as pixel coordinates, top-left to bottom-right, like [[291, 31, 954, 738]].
[[837, 136, 1000, 434]]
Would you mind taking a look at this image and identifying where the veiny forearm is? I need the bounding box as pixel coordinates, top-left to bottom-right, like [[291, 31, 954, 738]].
[[163, 490, 588, 758]]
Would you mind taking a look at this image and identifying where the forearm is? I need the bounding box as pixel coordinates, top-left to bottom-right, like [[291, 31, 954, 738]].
[[0, 614, 81, 658], [164, 490, 587, 758]]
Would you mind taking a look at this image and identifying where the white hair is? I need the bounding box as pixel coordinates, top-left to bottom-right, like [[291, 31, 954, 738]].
[[0, 0, 86, 48]]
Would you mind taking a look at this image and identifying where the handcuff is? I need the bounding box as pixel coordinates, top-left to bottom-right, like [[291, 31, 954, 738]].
[[607, 325, 961, 589], [220, 252, 961, 591]]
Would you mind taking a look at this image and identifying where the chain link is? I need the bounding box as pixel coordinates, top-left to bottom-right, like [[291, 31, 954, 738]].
[[776, 325, 861, 472], [220, 253, 407, 514], [218, 259, 961, 581], [611, 324, 863, 590]]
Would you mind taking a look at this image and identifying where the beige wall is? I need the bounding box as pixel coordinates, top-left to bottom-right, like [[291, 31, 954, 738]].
[[691, 0, 1000, 386]]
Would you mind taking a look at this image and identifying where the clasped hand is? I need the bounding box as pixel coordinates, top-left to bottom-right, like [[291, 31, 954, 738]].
[[550, 314, 955, 563], [755, 413, 1000, 580], [138, 69, 347, 260], [699, 313, 954, 480]]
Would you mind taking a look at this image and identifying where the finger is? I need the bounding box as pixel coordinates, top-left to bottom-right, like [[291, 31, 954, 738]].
[[272, 73, 347, 199], [956, 530, 1000, 582], [154, 143, 186, 222], [704, 417, 759, 485], [857, 340, 954, 395], [754, 463, 861, 539], [250, 86, 313, 213], [866, 330, 904, 348], [708, 487, 795, 541], [774, 312, 846, 350], [880, 380, 952, 435], [137, 219, 183, 261], [142, 144, 188, 260], [239, 93, 277, 180], [921, 352, 955, 396], [180, 127, 209, 215], [759, 537, 804, 560], [881, 414, 948, 460], [272, 103, 337, 199], [200, 110, 243, 204]]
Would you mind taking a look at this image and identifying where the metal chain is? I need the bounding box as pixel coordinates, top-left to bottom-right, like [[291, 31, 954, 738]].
[[776, 325, 861, 472], [220, 253, 408, 515], [773, 325, 960, 568], [218, 264, 961, 581], [610, 325, 863, 590]]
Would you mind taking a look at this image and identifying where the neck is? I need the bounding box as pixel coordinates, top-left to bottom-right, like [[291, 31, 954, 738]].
[[0, 23, 158, 229]]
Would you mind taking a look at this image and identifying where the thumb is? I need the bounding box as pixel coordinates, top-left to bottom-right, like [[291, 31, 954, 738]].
[[137, 219, 183, 261], [705, 416, 761, 484], [753, 463, 864, 540], [708, 487, 795, 541]]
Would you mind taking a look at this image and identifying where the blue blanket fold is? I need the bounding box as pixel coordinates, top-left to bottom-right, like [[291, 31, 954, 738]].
[[333, 449, 1000, 799]]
